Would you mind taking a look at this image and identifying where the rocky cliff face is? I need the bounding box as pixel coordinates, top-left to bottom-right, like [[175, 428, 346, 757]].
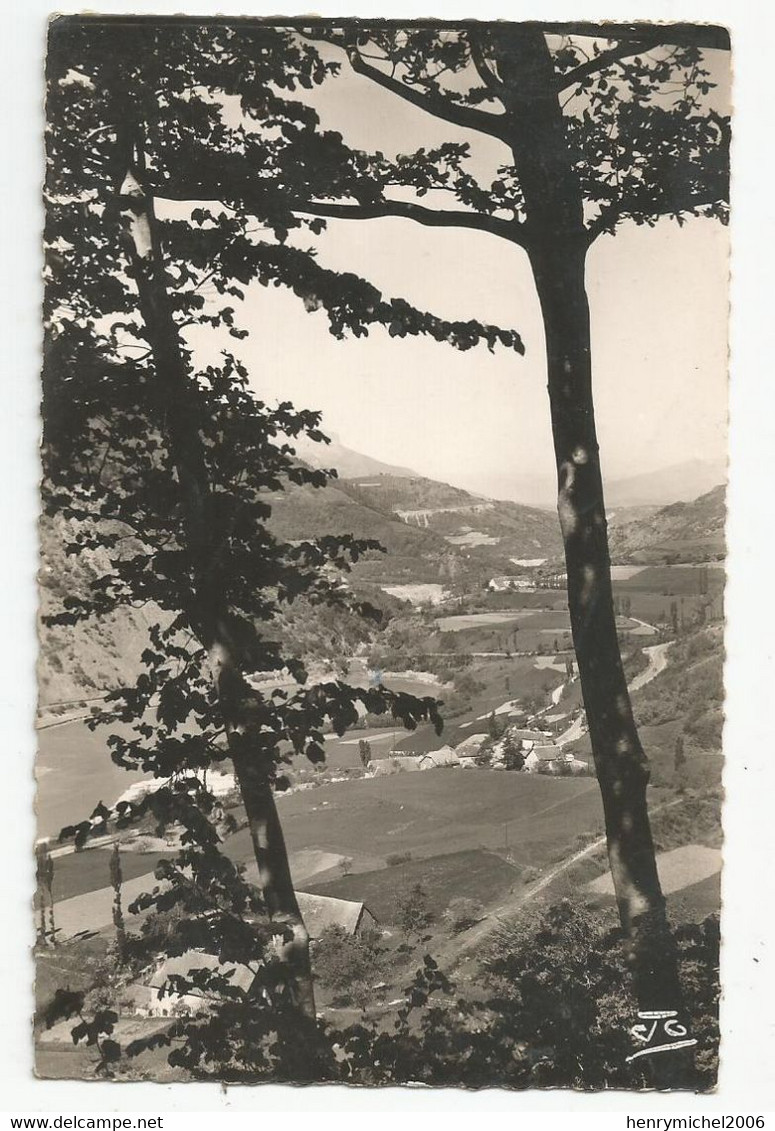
[[37, 515, 165, 707]]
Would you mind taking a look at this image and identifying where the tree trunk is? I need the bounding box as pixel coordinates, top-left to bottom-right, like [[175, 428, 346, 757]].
[[208, 640, 316, 1019], [110, 844, 127, 964], [115, 136, 316, 1019], [491, 28, 692, 1081], [530, 238, 683, 1008]]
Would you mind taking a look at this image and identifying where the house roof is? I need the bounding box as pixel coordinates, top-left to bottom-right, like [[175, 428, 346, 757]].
[[455, 733, 488, 754], [418, 746, 459, 766], [295, 891, 369, 937], [148, 950, 256, 994], [533, 744, 562, 761]]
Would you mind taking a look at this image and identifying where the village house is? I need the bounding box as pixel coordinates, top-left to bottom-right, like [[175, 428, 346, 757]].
[[523, 744, 589, 775], [454, 732, 488, 767], [417, 746, 459, 769], [126, 895, 378, 1018], [295, 892, 377, 939], [128, 951, 258, 1019], [370, 746, 459, 776], [523, 744, 565, 773], [488, 575, 536, 593]]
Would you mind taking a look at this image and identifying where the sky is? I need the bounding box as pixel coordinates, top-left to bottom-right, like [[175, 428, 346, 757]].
[[188, 34, 731, 504]]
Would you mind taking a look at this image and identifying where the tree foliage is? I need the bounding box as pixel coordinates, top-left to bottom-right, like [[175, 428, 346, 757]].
[[330, 901, 719, 1089], [42, 15, 533, 1070]]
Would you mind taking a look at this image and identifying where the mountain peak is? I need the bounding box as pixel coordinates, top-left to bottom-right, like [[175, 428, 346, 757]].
[[291, 432, 418, 480]]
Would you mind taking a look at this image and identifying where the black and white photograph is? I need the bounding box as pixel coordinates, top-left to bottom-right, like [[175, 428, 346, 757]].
[[34, 15, 731, 1091]]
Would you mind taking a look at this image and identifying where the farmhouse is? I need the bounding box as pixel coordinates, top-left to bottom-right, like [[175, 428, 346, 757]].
[[454, 733, 488, 757], [127, 897, 377, 1017], [295, 892, 377, 938], [371, 748, 460, 775], [130, 951, 258, 1018], [523, 745, 589, 775], [417, 745, 459, 769], [523, 744, 564, 773], [488, 575, 536, 593]]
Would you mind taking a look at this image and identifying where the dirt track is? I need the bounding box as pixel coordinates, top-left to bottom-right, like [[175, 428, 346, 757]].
[[442, 794, 687, 974]]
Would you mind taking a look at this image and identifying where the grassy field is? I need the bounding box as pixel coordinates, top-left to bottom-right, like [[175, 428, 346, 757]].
[[47, 847, 176, 904], [47, 767, 609, 907], [431, 608, 650, 655], [567, 719, 723, 791], [37, 717, 151, 841], [272, 770, 607, 869], [612, 564, 724, 625], [309, 847, 523, 923]]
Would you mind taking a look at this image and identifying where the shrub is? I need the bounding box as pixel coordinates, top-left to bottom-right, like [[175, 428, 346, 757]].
[[333, 901, 720, 1091], [313, 925, 387, 1010], [444, 897, 484, 933], [394, 883, 434, 937]]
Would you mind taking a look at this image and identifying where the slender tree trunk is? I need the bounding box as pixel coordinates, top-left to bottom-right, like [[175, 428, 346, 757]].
[[208, 641, 316, 1019], [110, 843, 127, 963], [490, 30, 690, 1077], [114, 136, 316, 1018], [529, 239, 683, 1006]]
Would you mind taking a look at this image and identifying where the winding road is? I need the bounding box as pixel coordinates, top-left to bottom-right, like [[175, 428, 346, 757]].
[[554, 638, 671, 747]]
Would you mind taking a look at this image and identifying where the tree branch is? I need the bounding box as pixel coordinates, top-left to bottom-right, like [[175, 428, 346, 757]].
[[585, 186, 728, 244], [541, 22, 730, 50], [290, 196, 526, 244], [557, 40, 658, 91], [557, 25, 730, 92], [468, 31, 507, 102], [345, 45, 510, 143]]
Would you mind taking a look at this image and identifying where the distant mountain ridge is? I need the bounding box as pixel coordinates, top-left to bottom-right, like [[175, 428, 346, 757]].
[[294, 437, 726, 511], [335, 473, 561, 563], [291, 432, 418, 480], [604, 458, 726, 508], [270, 469, 563, 587], [609, 484, 726, 563]]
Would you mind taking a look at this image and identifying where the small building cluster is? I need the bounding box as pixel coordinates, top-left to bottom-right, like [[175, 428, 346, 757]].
[[367, 724, 590, 778], [488, 575, 537, 593]]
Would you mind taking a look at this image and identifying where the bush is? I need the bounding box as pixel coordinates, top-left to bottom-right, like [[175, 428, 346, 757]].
[[313, 925, 387, 1010], [333, 901, 720, 1091], [386, 851, 413, 867], [479, 898, 719, 1090], [444, 897, 484, 933], [453, 671, 485, 699], [394, 883, 434, 936]]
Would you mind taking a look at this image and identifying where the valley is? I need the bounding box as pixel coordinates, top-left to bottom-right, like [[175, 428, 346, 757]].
[[35, 447, 726, 1076]]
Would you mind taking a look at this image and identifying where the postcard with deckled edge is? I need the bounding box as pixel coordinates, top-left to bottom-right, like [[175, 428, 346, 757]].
[[36, 16, 728, 1089]]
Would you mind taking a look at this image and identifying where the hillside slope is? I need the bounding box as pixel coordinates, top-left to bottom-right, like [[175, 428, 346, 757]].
[[609, 485, 725, 564], [267, 478, 482, 586], [38, 516, 167, 707], [336, 474, 562, 564]]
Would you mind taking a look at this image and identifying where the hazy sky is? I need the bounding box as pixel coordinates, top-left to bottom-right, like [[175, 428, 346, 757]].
[[190, 35, 731, 503]]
